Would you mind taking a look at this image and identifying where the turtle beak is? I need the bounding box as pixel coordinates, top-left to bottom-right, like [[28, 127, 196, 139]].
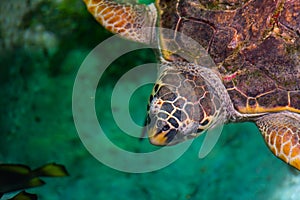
[[148, 127, 168, 146]]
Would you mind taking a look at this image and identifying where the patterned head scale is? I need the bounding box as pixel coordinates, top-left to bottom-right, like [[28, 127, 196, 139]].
[[145, 63, 223, 146]]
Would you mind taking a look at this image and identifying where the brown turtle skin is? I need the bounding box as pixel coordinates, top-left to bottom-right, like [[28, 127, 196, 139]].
[[157, 0, 300, 115], [82, 0, 300, 170]]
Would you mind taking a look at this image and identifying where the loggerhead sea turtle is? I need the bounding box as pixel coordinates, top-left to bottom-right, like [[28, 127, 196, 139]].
[[82, 0, 300, 170]]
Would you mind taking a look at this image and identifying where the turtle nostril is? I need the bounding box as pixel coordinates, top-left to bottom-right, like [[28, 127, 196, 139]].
[[149, 131, 168, 146]]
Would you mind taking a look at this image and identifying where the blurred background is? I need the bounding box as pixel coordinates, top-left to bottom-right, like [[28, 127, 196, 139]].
[[0, 0, 299, 199]]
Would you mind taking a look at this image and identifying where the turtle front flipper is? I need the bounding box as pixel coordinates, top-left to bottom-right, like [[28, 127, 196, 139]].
[[256, 112, 300, 170], [82, 0, 157, 44]]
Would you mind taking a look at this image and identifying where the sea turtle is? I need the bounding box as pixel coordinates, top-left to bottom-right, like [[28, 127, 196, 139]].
[[82, 0, 300, 170]]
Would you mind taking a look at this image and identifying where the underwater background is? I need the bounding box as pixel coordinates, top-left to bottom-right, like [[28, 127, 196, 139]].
[[0, 0, 300, 199]]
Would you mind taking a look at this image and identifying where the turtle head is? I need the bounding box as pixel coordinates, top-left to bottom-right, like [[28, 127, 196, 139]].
[[145, 63, 222, 146]]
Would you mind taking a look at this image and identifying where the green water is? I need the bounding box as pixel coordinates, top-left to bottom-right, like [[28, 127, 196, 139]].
[[0, 1, 299, 200]]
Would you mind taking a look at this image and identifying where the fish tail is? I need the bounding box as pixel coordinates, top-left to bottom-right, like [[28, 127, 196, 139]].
[[7, 178, 45, 193], [8, 191, 38, 200], [33, 163, 69, 177], [27, 177, 45, 187]]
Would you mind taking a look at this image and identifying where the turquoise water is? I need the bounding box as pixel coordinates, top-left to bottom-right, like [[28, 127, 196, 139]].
[[0, 1, 299, 199]]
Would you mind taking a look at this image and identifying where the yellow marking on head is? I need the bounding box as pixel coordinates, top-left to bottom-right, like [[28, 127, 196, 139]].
[[148, 128, 167, 146], [150, 134, 168, 146]]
